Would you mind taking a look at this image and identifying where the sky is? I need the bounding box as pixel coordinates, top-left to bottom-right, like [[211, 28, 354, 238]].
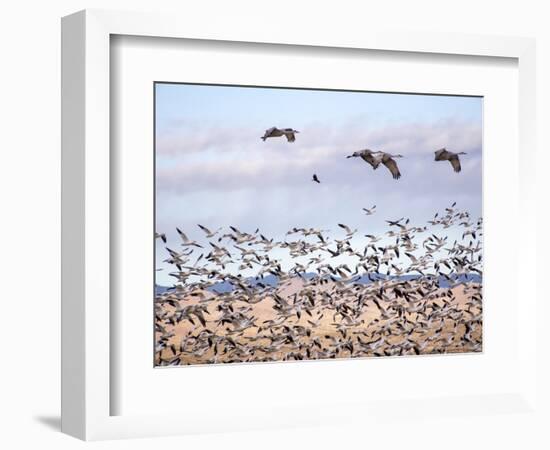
[[155, 83, 482, 286]]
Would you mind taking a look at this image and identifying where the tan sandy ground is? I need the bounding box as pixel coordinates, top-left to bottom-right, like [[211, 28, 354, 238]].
[[155, 279, 482, 366]]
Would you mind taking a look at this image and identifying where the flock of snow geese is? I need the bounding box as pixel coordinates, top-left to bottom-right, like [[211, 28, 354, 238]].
[[155, 198, 483, 366], [260, 126, 469, 181]]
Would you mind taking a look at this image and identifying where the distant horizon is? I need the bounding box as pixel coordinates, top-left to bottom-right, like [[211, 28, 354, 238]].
[[154, 272, 483, 290]]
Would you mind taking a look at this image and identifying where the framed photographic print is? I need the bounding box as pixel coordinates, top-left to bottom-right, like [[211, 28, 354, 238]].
[[62, 9, 539, 441], [153, 82, 483, 368]]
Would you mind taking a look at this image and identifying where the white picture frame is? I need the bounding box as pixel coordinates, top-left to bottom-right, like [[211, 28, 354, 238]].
[[61, 9, 539, 441]]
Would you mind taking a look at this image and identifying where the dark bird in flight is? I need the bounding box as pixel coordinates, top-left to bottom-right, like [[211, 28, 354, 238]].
[[312, 174, 321, 183], [261, 127, 300, 142], [434, 148, 467, 173]]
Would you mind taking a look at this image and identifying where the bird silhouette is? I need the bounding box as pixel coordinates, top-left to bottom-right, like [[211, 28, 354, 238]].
[[261, 127, 300, 142], [347, 149, 403, 179], [434, 148, 467, 173]]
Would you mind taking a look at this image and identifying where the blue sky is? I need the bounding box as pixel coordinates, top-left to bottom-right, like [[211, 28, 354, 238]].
[[155, 83, 482, 286], [155, 83, 481, 131]]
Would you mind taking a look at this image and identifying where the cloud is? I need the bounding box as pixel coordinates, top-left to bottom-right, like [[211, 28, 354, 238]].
[[156, 116, 481, 195], [364, 118, 481, 156], [156, 122, 253, 157], [156, 116, 480, 159], [155, 150, 482, 244]]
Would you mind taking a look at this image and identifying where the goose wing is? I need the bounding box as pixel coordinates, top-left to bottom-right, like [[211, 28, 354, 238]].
[[382, 157, 401, 179], [338, 223, 352, 234], [197, 224, 212, 235], [449, 155, 462, 173], [176, 228, 189, 242]]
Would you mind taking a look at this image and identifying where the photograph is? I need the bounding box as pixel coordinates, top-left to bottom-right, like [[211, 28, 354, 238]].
[[154, 83, 483, 366]]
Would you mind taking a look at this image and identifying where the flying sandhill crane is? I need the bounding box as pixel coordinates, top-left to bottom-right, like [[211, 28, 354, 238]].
[[434, 148, 467, 173], [346, 149, 379, 168], [261, 127, 300, 142], [347, 149, 403, 180]]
